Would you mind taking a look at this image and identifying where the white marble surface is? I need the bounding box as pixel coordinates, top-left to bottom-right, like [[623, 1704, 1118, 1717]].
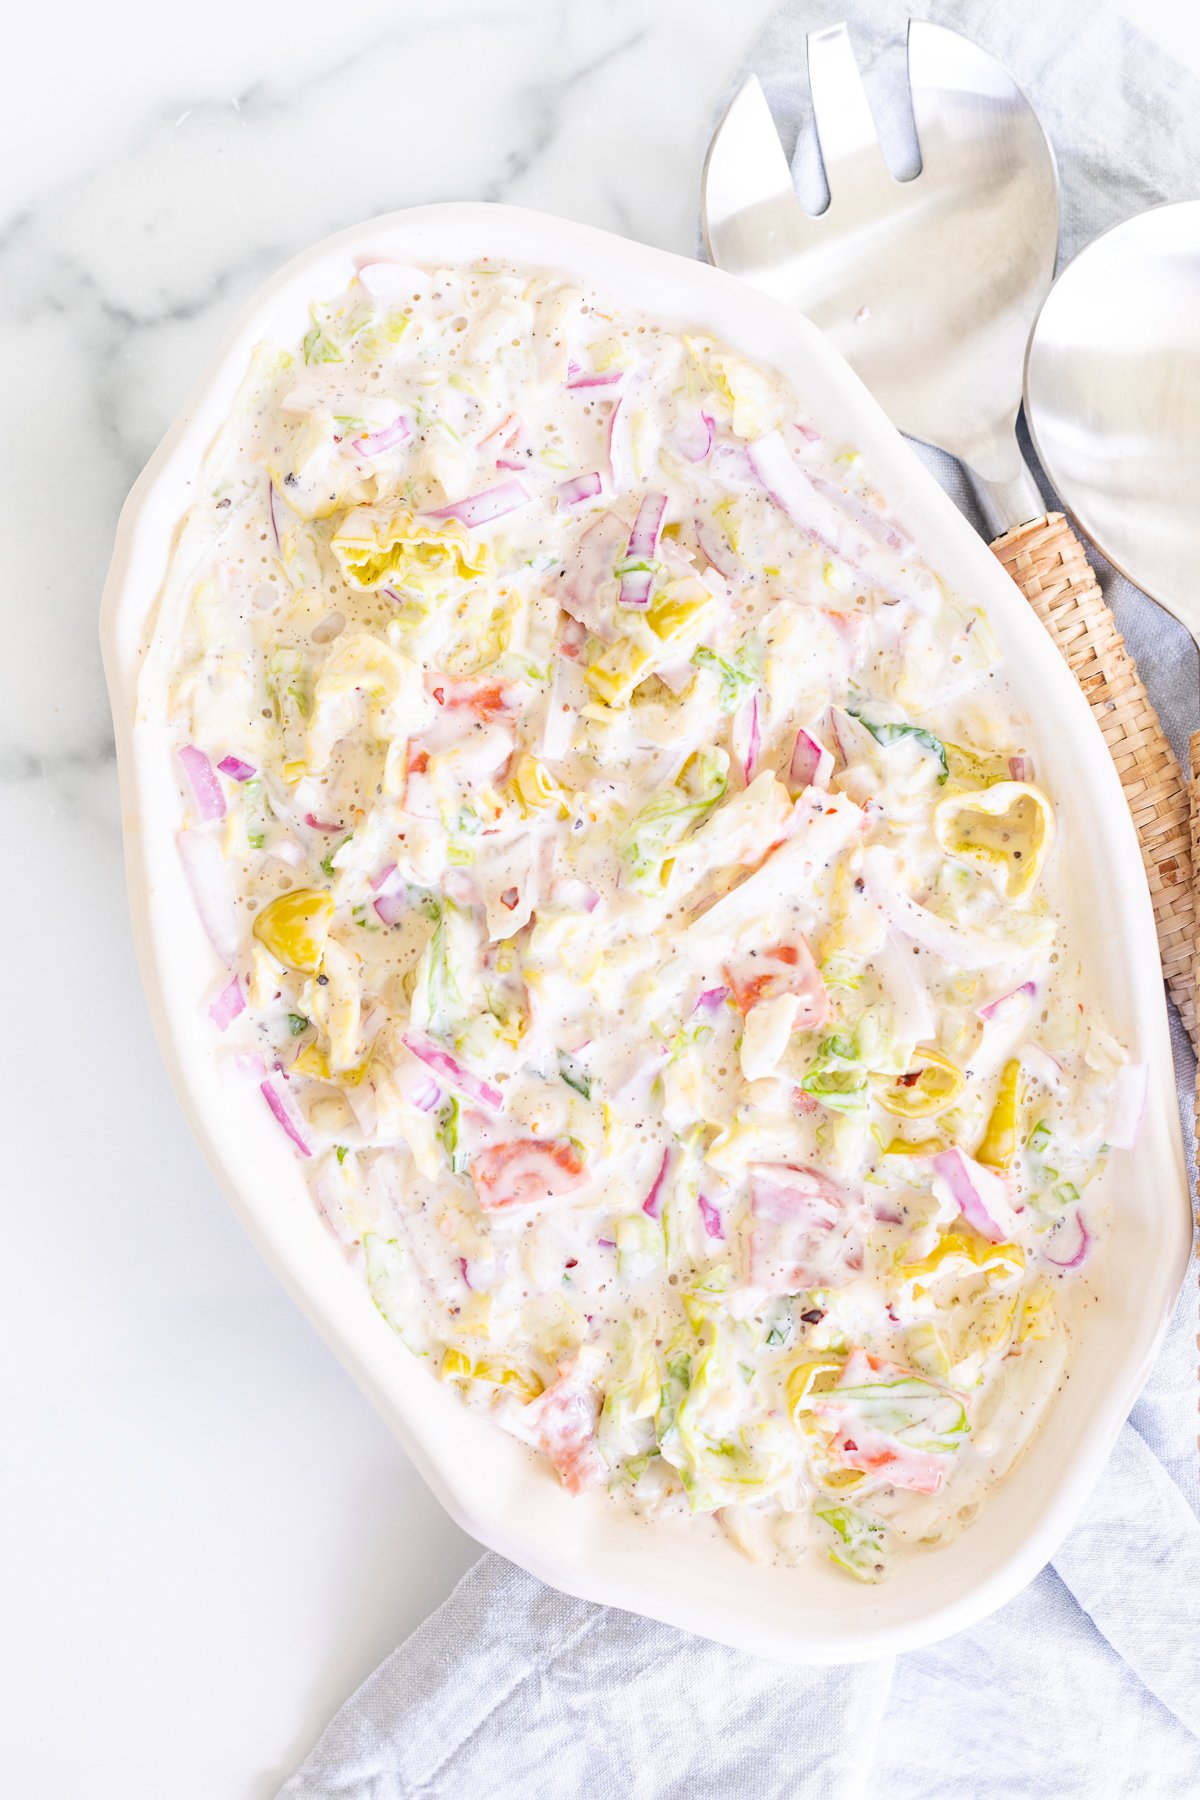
[[2, 3, 1198, 1797]]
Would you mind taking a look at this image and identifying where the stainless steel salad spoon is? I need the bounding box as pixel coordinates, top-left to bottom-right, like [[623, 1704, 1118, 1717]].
[[1024, 202, 1200, 656]]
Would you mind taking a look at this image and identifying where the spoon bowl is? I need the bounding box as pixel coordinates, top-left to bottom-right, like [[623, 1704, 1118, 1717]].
[[1025, 201, 1200, 642]]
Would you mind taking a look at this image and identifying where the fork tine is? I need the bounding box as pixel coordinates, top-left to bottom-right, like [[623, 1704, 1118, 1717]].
[[704, 77, 799, 222], [806, 24, 894, 196], [907, 21, 1055, 185], [702, 77, 818, 284]]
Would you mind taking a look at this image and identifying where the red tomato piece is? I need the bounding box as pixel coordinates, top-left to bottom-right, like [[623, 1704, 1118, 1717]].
[[525, 1364, 604, 1493], [471, 1139, 586, 1211], [723, 938, 831, 1031]]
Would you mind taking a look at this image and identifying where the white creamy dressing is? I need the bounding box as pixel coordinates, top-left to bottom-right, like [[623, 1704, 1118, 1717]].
[[154, 259, 1139, 1583]]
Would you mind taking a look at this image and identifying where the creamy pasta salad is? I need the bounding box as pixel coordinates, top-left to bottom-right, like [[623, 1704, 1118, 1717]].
[[158, 258, 1146, 1581]]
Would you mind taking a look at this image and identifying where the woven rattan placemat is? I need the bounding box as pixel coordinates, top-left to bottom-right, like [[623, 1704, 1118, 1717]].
[[992, 514, 1195, 1051]]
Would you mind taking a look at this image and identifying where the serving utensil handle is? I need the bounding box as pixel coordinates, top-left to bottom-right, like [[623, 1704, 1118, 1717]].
[[991, 513, 1196, 1049]]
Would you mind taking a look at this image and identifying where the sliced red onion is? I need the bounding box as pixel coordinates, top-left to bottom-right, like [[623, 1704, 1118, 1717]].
[[261, 1075, 313, 1157], [557, 471, 603, 508], [808, 473, 908, 552], [698, 1194, 725, 1240], [673, 411, 715, 463], [617, 493, 667, 607], [551, 876, 601, 914], [495, 456, 525, 472], [408, 1073, 442, 1113], [693, 517, 734, 579], [693, 985, 731, 1014], [1044, 1212, 1091, 1269], [304, 811, 344, 833], [234, 1051, 266, 1081], [370, 862, 398, 892], [750, 1166, 842, 1228], [381, 587, 402, 606], [373, 890, 407, 927], [597, 1237, 617, 1249], [616, 567, 654, 608], [313, 1168, 358, 1247], [746, 434, 858, 576], [746, 431, 809, 518], [401, 1030, 503, 1112], [217, 755, 256, 782], [641, 1148, 672, 1220], [208, 976, 245, 1032], [931, 1148, 1006, 1242], [709, 442, 756, 487], [179, 745, 226, 821], [732, 692, 762, 784], [565, 360, 624, 389], [790, 727, 834, 792], [1105, 1062, 1148, 1149], [978, 981, 1036, 1021], [176, 829, 239, 964], [459, 1256, 473, 1289], [268, 480, 281, 549], [1017, 1042, 1067, 1095], [607, 394, 631, 491], [627, 493, 668, 559], [861, 848, 1014, 970], [427, 480, 530, 529], [351, 415, 410, 456], [1008, 754, 1032, 782]]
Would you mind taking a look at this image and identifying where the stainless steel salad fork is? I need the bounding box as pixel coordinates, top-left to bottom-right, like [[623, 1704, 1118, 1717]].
[[702, 20, 1057, 535]]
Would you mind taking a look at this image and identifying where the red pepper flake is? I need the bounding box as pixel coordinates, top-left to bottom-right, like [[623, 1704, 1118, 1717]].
[[409, 750, 429, 774], [500, 886, 520, 911], [432, 686, 445, 706]]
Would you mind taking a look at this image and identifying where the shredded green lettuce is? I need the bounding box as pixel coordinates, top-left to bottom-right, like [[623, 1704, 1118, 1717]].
[[266, 647, 309, 723], [816, 1505, 888, 1582], [657, 1325, 793, 1512], [439, 1096, 468, 1174], [848, 707, 948, 780], [623, 747, 728, 893], [363, 1234, 429, 1354], [558, 1052, 593, 1101], [616, 1214, 665, 1283], [243, 776, 270, 849], [692, 643, 758, 713], [832, 1375, 969, 1453]]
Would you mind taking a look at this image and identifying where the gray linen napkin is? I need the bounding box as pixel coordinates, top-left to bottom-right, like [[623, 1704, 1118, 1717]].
[[281, 4, 1200, 1793]]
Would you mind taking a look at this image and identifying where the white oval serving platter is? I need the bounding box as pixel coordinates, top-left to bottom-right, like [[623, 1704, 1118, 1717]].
[[100, 202, 1191, 1663]]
